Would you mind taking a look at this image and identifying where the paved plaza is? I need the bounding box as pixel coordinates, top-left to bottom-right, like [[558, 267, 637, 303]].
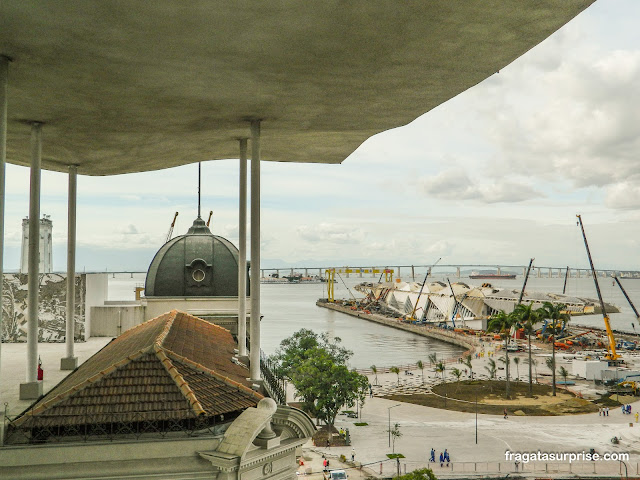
[[2, 338, 640, 478]]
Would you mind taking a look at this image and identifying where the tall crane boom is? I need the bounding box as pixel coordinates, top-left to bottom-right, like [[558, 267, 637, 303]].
[[206, 210, 213, 227], [613, 276, 640, 320], [166, 212, 179, 243], [576, 214, 619, 361]]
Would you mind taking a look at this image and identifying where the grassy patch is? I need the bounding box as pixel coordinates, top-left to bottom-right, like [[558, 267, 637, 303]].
[[382, 380, 602, 416], [354, 422, 368, 426]]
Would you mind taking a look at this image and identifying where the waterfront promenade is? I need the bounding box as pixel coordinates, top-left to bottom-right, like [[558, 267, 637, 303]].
[[3, 337, 640, 478]]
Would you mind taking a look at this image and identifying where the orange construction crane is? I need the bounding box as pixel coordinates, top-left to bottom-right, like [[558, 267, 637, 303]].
[[166, 212, 179, 243], [206, 210, 213, 227]]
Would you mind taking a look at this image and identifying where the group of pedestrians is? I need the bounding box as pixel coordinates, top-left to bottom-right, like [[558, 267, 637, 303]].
[[429, 448, 450, 467], [598, 406, 610, 416], [622, 404, 633, 415]]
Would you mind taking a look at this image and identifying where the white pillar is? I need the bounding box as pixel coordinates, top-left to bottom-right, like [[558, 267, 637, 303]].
[[61, 165, 78, 370], [21, 122, 43, 399], [0, 56, 9, 442], [249, 120, 261, 381], [237, 138, 248, 357]]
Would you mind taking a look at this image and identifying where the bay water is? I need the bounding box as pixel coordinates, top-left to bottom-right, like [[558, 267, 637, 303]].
[[107, 271, 640, 369]]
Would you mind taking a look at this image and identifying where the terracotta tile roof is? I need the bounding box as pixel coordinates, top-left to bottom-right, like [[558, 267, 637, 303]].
[[15, 310, 262, 428]]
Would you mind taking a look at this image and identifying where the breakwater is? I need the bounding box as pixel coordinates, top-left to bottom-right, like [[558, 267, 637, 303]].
[[316, 299, 477, 370]]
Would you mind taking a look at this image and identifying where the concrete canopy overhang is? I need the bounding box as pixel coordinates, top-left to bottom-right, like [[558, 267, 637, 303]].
[[1, 1, 594, 176]]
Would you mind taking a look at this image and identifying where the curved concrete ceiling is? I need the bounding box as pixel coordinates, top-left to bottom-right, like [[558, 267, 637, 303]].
[[0, 1, 594, 176]]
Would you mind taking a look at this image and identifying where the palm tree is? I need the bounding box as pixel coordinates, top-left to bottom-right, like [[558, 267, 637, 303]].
[[525, 357, 539, 383], [513, 357, 521, 382], [452, 367, 462, 391], [390, 366, 400, 386], [485, 358, 497, 379], [559, 366, 569, 389], [513, 302, 538, 397], [539, 302, 570, 396], [428, 353, 437, 370], [545, 356, 555, 383], [436, 361, 447, 406], [463, 354, 473, 380], [488, 310, 517, 398], [371, 364, 378, 386], [417, 360, 425, 384]]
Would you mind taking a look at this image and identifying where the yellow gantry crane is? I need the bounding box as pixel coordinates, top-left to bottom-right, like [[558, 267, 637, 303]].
[[577, 214, 620, 361], [325, 268, 335, 302]]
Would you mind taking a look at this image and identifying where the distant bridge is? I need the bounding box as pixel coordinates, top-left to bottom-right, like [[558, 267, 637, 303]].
[[259, 264, 640, 280]]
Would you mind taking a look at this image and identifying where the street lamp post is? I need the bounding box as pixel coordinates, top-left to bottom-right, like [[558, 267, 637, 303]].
[[388, 403, 401, 448], [475, 391, 478, 444]]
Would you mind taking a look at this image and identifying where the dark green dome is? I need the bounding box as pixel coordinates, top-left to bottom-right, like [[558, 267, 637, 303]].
[[145, 216, 245, 297]]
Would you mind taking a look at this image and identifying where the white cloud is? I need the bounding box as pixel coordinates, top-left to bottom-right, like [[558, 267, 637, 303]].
[[119, 224, 140, 235], [296, 223, 365, 244], [605, 179, 640, 210], [419, 169, 541, 204]]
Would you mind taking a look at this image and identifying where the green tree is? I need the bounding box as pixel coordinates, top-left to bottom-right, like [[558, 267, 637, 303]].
[[538, 302, 570, 396], [417, 360, 425, 384], [487, 310, 517, 398], [390, 366, 401, 386], [463, 354, 473, 379], [270, 328, 351, 378], [271, 329, 368, 426], [513, 302, 538, 397], [371, 365, 378, 386], [393, 467, 437, 480], [389, 422, 402, 453]]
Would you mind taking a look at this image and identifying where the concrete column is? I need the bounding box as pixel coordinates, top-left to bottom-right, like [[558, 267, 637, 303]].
[[21, 122, 44, 399], [237, 138, 248, 358], [523, 266, 527, 276], [397, 266, 401, 278], [61, 165, 78, 370], [0, 56, 9, 443], [548, 268, 552, 278], [536, 268, 541, 278], [456, 266, 460, 278], [304, 268, 308, 277], [249, 120, 261, 381], [497, 267, 501, 275]]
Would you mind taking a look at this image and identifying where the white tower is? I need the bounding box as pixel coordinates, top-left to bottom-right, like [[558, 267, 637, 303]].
[[20, 215, 53, 274]]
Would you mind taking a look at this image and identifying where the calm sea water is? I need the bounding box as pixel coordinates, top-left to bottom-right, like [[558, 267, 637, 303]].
[[107, 270, 640, 368]]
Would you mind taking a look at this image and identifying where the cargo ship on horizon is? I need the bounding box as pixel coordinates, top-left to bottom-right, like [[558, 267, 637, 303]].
[[469, 272, 517, 280]]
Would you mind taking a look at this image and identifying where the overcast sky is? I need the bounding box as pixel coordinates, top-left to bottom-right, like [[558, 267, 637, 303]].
[[3, 0, 639, 273]]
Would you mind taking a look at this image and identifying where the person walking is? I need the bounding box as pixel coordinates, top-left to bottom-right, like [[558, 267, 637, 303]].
[[504, 409, 508, 419], [439, 452, 444, 467], [430, 448, 435, 463], [351, 448, 356, 462]]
